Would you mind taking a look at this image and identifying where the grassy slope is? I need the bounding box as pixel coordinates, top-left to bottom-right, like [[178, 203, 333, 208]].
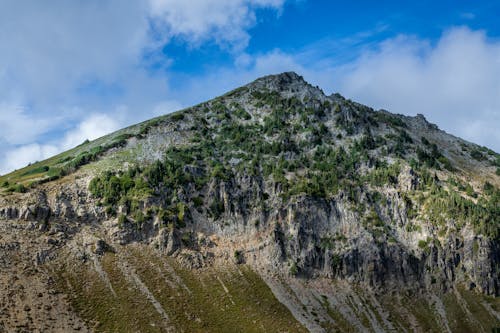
[[53, 243, 499, 333], [54, 245, 307, 333], [0, 113, 172, 190]]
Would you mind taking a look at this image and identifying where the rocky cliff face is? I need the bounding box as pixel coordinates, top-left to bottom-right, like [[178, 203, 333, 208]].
[[0, 72, 499, 332]]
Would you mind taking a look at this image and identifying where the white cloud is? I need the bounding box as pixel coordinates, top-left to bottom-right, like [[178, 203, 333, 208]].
[[0, 0, 150, 105], [0, 103, 59, 144], [335, 27, 500, 150], [0, 143, 59, 175], [1, 3, 498, 178], [0, 113, 121, 174], [152, 101, 184, 116], [61, 114, 121, 150], [149, 0, 285, 50]]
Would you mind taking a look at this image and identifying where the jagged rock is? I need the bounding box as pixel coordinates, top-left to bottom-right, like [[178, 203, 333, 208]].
[[93, 239, 113, 256], [177, 250, 205, 269], [398, 165, 418, 191], [35, 249, 55, 265]]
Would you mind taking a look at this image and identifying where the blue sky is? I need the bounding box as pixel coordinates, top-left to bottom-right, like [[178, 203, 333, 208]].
[[0, 0, 499, 174]]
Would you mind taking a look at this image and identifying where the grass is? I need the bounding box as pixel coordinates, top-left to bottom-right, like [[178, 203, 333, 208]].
[[0, 134, 121, 191], [128, 247, 307, 333], [441, 291, 476, 333], [54, 245, 307, 333], [50, 246, 500, 333], [457, 287, 500, 332], [319, 295, 357, 332], [55, 253, 166, 332]]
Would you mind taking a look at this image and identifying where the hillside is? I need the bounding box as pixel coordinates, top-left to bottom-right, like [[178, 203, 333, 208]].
[[0, 72, 499, 332]]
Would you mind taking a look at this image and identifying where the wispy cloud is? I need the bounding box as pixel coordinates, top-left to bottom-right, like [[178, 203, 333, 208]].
[[0, 113, 122, 174], [335, 27, 500, 150], [149, 0, 285, 50]]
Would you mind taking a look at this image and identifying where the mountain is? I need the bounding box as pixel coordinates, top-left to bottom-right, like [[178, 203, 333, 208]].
[[0, 72, 499, 332]]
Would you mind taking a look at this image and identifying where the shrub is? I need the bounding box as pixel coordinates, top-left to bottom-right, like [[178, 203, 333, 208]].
[[470, 149, 485, 161], [233, 108, 251, 120], [331, 254, 342, 270], [171, 113, 184, 121], [418, 239, 428, 249], [134, 211, 145, 226], [117, 214, 127, 227], [21, 165, 49, 176], [101, 207, 114, 218], [12, 184, 27, 193], [375, 112, 407, 128], [465, 184, 476, 197], [209, 199, 225, 219], [47, 167, 65, 178], [177, 203, 186, 224], [438, 156, 455, 171], [181, 232, 192, 246], [406, 224, 422, 232], [319, 237, 334, 250], [483, 182, 494, 195], [233, 250, 244, 264], [192, 196, 204, 207]]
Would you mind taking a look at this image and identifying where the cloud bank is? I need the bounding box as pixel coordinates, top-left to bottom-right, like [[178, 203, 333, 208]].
[[336, 27, 500, 150]]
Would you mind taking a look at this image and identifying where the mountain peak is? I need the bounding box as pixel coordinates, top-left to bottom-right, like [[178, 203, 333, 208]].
[[253, 71, 304, 84], [0, 70, 499, 332], [248, 71, 325, 99]]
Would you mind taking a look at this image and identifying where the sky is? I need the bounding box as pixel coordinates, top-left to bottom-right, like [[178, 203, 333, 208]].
[[1, 0, 499, 175]]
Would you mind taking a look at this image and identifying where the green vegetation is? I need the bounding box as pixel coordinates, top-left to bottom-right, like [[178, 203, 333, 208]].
[[6, 183, 27, 193], [374, 112, 407, 128], [171, 113, 184, 121], [0, 110, 181, 190], [2, 80, 497, 332], [232, 107, 251, 120], [56, 247, 307, 333], [413, 168, 499, 238], [20, 165, 49, 176], [1, 79, 496, 242], [365, 160, 400, 187], [83, 89, 499, 240], [470, 149, 486, 161], [418, 239, 428, 249], [0, 132, 133, 189]]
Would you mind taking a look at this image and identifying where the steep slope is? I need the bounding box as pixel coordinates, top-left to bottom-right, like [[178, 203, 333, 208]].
[[0, 72, 499, 332]]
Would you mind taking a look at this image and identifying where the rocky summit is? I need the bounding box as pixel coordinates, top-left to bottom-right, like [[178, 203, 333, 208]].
[[0, 72, 499, 332]]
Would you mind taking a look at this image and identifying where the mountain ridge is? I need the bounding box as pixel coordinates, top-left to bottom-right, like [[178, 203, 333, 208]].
[[1, 71, 496, 181], [0, 72, 499, 332]]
